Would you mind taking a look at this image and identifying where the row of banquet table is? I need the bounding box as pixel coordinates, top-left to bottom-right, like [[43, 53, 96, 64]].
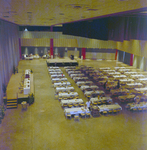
[[49, 66, 90, 119]]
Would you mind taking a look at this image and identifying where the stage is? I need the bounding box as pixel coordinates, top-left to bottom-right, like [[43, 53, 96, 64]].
[[5, 73, 34, 104], [46, 57, 78, 66]]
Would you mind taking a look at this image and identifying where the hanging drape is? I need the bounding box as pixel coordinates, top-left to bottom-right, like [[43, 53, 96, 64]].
[[108, 16, 147, 41], [0, 20, 19, 104]]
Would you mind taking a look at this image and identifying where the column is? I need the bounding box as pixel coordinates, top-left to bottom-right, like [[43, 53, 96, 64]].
[[115, 49, 118, 60], [50, 26, 53, 59], [130, 54, 134, 66], [81, 48, 86, 60]]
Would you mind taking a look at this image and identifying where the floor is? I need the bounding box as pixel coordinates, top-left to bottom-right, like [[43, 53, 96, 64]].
[[0, 59, 147, 150]]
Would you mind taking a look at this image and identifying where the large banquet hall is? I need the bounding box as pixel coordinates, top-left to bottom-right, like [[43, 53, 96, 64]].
[[1, 0, 147, 150]]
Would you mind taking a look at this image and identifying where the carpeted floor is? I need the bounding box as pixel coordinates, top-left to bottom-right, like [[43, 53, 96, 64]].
[[0, 59, 147, 150]]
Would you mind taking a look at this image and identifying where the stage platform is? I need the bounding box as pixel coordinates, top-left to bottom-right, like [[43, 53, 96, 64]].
[[46, 57, 78, 66], [5, 73, 34, 104]]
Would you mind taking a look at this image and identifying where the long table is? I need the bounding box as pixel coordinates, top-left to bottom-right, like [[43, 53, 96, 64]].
[[76, 81, 93, 86], [80, 85, 99, 91], [98, 104, 122, 112], [56, 87, 74, 93], [90, 97, 112, 104], [24, 69, 31, 95], [64, 107, 90, 116], [61, 99, 83, 106], [52, 78, 67, 83], [127, 102, 147, 110], [54, 82, 71, 88], [84, 90, 105, 97], [51, 74, 65, 78], [59, 92, 79, 99]]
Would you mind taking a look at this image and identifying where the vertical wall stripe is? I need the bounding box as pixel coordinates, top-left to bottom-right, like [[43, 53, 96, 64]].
[[130, 54, 134, 66], [115, 49, 118, 60], [50, 39, 53, 58], [82, 48, 86, 59]]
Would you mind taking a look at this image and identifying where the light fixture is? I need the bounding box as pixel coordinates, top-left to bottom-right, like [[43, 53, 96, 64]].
[[24, 28, 28, 31]]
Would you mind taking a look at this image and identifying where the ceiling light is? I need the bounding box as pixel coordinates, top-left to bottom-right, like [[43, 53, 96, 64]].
[[24, 28, 28, 31]]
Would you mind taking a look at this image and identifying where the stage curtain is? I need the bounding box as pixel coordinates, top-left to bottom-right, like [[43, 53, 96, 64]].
[[0, 20, 19, 104], [108, 16, 147, 41]]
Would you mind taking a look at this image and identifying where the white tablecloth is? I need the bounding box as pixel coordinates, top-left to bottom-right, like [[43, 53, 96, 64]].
[[108, 72, 121, 75], [56, 87, 74, 93], [64, 66, 76, 69], [61, 99, 83, 106], [103, 70, 115, 72], [52, 78, 67, 82], [138, 78, 147, 81], [124, 72, 137, 74], [51, 74, 65, 78], [126, 83, 143, 88], [49, 67, 59, 69], [54, 82, 71, 87], [70, 73, 84, 78], [64, 107, 90, 115], [80, 85, 99, 90], [73, 77, 88, 81], [113, 75, 127, 78], [59, 92, 78, 98], [114, 67, 126, 69], [98, 104, 122, 112], [48, 69, 61, 72], [99, 67, 110, 70], [68, 71, 81, 75], [129, 102, 147, 109], [119, 69, 130, 72], [66, 69, 76, 72], [84, 90, 104, 96], [135, 88, 147, 92], [49, 71, 63, 75], [76, 81, 93, 86], [23, 77, 30, 95], [119, 79, 134, 82], [90, 97, 112, 103], [131, 74, 145, 78]]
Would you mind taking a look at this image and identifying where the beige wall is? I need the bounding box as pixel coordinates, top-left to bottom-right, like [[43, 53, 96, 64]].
[[20, 31, 117, 49], [116, 40, 147, 58]]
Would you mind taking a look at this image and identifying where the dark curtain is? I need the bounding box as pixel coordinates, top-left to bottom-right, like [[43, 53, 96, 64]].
[[118, 50, 124, 62], [124, 52, 131, 65], [63, 16, 147, 41], [108, 16, 147, 41]]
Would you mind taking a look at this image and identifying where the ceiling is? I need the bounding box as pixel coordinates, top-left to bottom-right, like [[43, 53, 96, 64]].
[[0, 0, 147, 26]]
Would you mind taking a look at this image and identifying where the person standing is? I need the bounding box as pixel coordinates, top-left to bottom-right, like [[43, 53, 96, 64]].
[[117, 80, 120, 88], [86, 99, 91, 111]]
